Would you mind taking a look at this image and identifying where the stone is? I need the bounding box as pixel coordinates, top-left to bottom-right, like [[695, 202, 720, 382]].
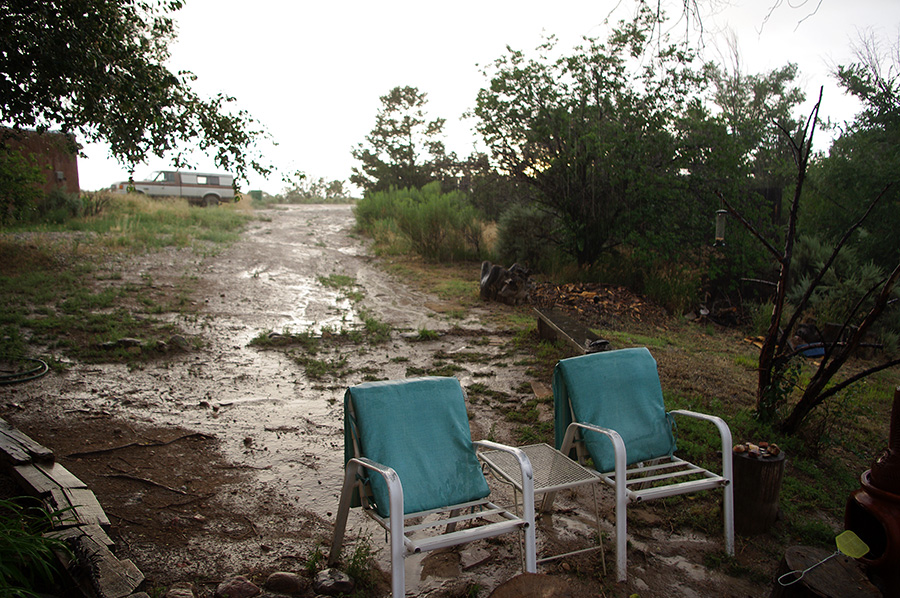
[[215, 575, 261, 598], [312, 568, 354, 596], [164, 584, 195, 598], [264, 571, 307, 595]]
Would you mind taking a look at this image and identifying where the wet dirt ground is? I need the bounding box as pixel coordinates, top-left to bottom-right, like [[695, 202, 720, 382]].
[[0, 205, 768, 597]]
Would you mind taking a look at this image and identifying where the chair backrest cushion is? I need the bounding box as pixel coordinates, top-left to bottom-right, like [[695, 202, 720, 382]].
[[553, 347, 675, 472], [345, 377, 490, 517]]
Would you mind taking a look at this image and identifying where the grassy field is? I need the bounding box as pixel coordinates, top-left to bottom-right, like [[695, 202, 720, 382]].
[[0, 193, 253, 364]]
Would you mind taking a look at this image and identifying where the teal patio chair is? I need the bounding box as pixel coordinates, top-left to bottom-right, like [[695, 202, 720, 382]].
[[329, 377, 537, 597], [551, 347, 734, 581]]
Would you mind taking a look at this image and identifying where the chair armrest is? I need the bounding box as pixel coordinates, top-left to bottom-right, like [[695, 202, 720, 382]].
[[667, 410, 733, 481], [473, 440, 535, 499], [346, 457, 405, 521], [559, 422, 627, 476]]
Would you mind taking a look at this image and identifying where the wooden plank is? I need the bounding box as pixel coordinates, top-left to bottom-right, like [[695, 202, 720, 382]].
[[0, 431, 33, 466], [53, 529, 144, 598], [73, 533, 144, 598], [12, 462, 87, 497], [46, 487, 111, 529], [34, 461, 88, 490], [0, 417, 55, 463], [535, 308, 603, 354], [64, 487, 111, 528], [47, 523, 115, 548]]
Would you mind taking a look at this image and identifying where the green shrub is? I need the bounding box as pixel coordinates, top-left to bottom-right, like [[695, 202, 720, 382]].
[[0, 497, 69, 595], [495, 203, 558, 271], [355, 182, 486, 261], [0, 147, 44, 224]]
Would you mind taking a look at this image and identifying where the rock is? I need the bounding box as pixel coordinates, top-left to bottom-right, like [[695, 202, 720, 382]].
[[264, 571, 307, 595], [164, 583, 195, 598], [313, 568, 354, 596], [128, 593, 152, 598], [169, 334, 191, 351], [215, 575, 261, 598]]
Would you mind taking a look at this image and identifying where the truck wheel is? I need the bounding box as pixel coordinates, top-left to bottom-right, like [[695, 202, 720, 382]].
[[202, 194, 220, 207]]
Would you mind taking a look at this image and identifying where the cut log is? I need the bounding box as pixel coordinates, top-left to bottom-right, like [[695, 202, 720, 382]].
[[733, 450, 786, 535], [769, 545, 880, 598]]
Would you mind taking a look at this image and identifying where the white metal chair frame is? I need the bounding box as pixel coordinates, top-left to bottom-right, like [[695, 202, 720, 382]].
[[329, 440, 537, 598], [556, 408, 735, 582]]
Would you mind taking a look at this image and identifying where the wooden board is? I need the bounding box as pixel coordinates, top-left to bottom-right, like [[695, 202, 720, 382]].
[[535, 308, 603, 355], [47, 486, 111, 529], [0, 417, 55, 465], [11, 461, 87, 496], [55, 529, 144, 598]]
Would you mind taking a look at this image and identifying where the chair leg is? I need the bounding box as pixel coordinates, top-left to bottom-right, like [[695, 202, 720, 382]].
[[328, 463, 359, 567], [614, 485, 627, 582], [723, 479, 735, 556]]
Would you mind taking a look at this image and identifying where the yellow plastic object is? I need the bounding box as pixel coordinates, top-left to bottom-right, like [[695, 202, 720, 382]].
[[835, 530, 869, 559]]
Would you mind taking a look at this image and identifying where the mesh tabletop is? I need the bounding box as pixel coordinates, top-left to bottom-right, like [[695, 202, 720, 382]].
[[480, 443, 600, 494]]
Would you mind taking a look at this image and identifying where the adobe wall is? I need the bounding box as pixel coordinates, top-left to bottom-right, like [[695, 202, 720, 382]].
[[1, 128, 81, 194]]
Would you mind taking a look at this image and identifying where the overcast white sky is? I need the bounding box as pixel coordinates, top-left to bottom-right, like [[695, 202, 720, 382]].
[[78, 0, 900, 194]]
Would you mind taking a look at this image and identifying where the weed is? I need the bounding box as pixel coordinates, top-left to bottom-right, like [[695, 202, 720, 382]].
[[360, 311, 392, 343], [344, 536, 378, 595], [303, 542, 326, 574], [0, 497, 71, 594], [415, 328, 441, 341]]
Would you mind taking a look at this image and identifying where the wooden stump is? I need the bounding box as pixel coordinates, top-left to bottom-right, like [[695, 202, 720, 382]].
[[769, 546, 880, 598], [489, 573, 576, 598], [733, 450, 785, 535]]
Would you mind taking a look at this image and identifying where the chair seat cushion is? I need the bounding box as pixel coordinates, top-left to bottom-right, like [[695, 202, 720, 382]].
[[346, 377, 490, 517], [553, 347, 675, 472]]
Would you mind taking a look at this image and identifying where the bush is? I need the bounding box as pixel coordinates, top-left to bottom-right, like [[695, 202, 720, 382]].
[[494, 203, 558, 271], [0, 148, 44, 224], [355, 182, 487, 262], [0, 497, 69, 594]]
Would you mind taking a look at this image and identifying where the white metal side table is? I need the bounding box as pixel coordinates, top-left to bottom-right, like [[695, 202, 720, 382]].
[[479, 442, 605, 567]]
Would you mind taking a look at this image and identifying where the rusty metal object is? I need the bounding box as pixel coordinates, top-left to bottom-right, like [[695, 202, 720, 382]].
[[844, 386, 900, 595], [869, 386, 900, 495]]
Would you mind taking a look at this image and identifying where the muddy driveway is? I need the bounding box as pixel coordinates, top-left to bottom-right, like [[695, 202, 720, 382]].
[[1, 204, 763, 597]]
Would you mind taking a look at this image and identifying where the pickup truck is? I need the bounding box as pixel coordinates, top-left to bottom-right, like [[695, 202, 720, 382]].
[[110, 170, 236, 206]]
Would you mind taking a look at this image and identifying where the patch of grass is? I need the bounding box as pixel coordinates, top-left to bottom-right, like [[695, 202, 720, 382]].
[[415, 328, 440, 341], [292, 352, 350, 380], [1, 497, 71, 594], [344, 536, 378, 597], [0, 196, 251, 364], [249, 329, 319, 353], [360, 311, 392, 343], [303, 542, 326, 574]]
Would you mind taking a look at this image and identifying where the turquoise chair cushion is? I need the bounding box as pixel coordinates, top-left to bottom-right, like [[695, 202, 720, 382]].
[[345, 377, 490, 518], [553, 347, 675, 473]]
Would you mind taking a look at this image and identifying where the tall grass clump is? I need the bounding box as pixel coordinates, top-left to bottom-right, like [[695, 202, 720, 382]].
[[354, 182, 486, 261], [1, 497, 70, 595]]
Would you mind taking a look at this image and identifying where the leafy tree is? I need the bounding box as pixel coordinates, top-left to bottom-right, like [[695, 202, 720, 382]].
[[280, 174, 350, 203], [722, 89, 900, 434], [705, 44, 805, 190], [471, 11, 719, 267], [803, 31, 900, 272], [350, 86, 454, 193], [0, 0, 269, 182]]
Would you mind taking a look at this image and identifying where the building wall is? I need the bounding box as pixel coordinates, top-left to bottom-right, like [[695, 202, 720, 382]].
[[1, 128, 81, 194]]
